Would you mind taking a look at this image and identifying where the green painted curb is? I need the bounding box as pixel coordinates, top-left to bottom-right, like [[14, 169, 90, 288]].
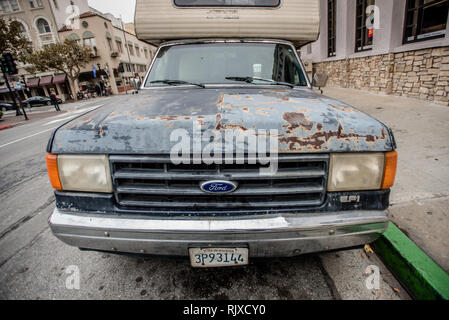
[[372, 222, 449, 300]]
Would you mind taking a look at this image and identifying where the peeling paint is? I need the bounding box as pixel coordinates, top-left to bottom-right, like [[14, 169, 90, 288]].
[[50, 88, 393, 154]]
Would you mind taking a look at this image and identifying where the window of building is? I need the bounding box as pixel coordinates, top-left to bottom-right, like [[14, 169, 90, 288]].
[[52, 0, 58, 9], [29, 0, 43, 9], [328, 0, 337, 57], [174, 0, 280, 7], [0, 0, 20, 13], [116, 40, 123, 53], [128, 43, 134, 56], [36, 18, 51, 33], [68, 33, 80, 44], [108, 38, 114, 51], [144, 48, 149, 59], [11, 20, 27, 35], [82, 31, 96, 52], [355, 0, 375, 52], [135, 45, 140, 57], [404, 0, 449, 43]]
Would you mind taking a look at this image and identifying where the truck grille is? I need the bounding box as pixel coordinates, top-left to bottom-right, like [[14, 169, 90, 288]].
[[110, 154, 329, 213]]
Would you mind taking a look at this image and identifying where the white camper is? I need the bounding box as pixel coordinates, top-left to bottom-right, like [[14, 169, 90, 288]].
[[135, 0, 320, 47]]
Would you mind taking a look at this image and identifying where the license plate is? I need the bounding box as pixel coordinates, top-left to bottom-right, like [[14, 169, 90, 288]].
[[189, 248, 249, 268]]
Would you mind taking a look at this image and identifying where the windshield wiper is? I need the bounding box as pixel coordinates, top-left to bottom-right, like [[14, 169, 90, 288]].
[[225, 76, 295, 88], [149, 80, 206, 88]]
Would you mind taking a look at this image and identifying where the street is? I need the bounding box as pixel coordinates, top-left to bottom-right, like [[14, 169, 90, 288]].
[[0, 94, 410, 300]]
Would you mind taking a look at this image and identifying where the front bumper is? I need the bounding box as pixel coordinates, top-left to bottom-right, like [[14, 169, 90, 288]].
[[49, 208, 389, 257]]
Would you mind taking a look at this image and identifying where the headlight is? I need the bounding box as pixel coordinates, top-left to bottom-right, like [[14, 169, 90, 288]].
[[328, 153, 385, 192], [55, 155, 112, 193]]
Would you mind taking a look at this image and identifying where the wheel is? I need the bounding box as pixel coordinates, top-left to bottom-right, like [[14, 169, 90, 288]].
[[46, 101, 51, 106], [1, 107, 6, 112]]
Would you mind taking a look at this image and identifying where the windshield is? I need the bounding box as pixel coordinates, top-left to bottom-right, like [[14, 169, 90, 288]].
[[145, 43, 308, 88]]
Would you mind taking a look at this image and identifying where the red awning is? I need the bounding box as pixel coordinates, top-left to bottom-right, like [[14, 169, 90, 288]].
[[40, 76, 53, 86], [26, 78, 40, 88], [53, 74, 66, 84]]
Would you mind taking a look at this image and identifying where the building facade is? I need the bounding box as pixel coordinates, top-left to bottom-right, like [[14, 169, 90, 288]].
[[301, 0, 449, 106], [58, 11, 155, 96], [0, 0, 89, 101]]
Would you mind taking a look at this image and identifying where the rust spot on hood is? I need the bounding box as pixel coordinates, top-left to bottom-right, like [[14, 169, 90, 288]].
[[279, 123, 387, 151], [159, 115, 180, 121], [328, 104, 355, 112], [215, 114, 222, 130], [217, 93, 225, 107], [283, 112, 314, 131]]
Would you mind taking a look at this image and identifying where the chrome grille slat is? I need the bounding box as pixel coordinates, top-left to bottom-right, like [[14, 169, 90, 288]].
[[110, 154, 329, 212], [116, 184, 324, 196], [113, 169, 327, 181], [118, 199, 323, 208]]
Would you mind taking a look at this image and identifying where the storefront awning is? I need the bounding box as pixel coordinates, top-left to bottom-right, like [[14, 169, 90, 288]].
[[27, 78, 40, 88], [40, 76, 53, 86], [53, 74, 66, 84]]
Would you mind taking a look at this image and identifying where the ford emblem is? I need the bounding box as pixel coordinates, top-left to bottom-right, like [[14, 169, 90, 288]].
[[200, 181, 238, 194]]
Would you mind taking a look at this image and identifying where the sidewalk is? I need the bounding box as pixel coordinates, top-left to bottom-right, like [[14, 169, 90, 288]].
[[322, 87, 449, 272]]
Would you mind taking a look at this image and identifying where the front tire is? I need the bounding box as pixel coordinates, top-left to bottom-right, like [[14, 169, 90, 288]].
[[46, 101, 51, 106]]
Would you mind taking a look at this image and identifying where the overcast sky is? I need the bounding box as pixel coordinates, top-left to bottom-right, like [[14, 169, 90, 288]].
[[88, 0, 136, 23]]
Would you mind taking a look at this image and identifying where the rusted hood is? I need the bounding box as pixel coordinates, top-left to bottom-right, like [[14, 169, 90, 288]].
[[49, 88, 394, 154]]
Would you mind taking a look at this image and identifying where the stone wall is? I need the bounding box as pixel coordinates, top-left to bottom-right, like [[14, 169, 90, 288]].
[[313, 46, 449, 106]]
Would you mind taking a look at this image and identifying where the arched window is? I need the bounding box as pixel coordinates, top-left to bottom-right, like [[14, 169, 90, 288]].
[[68, 33, 80, 44], [82, 31, 96, 48], [36, 18, 51, 34], [11, 20, 29, 38]]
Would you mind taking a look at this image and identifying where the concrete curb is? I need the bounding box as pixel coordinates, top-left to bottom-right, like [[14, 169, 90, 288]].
[[0, 124, 12, 131], [372, 222, 449, 300]]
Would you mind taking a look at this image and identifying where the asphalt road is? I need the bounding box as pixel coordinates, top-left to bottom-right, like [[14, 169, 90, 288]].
[[0, 95, 407, 300]]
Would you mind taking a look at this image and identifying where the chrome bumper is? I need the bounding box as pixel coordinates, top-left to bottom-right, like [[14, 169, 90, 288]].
[[49, 209, 389, 257]]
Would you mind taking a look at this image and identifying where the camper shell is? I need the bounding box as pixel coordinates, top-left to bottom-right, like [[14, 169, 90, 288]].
[[135, 0, 320, 47], [47, 0, 397, 266]]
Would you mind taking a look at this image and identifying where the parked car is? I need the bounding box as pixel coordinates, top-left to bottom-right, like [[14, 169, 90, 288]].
[[0, 101, 15, 111], [46, 0, 398, 268], [22, 96, 62, 107]]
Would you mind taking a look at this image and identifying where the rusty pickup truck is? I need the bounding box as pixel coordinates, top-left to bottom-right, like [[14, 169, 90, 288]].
[[46, 38, 397, 267]]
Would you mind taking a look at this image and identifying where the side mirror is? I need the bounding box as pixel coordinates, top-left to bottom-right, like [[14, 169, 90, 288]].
[[312, 73, 328, 88], [311, 74, 328, 94]]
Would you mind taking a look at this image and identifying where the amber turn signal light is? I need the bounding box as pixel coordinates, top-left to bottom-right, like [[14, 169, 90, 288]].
[[382, 150, 397, 189], [46, 153, 62, 190]]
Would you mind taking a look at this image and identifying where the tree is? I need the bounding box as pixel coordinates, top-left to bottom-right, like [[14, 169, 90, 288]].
[[0, 18, 33, 59], [0, 18, 32, 116], [24, 39, 92, 100]]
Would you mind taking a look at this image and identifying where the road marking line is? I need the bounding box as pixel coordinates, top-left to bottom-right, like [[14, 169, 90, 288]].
[[42, 105, 103, 126], [0, 127, 58, 149], [43, 116, 77, 126]]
